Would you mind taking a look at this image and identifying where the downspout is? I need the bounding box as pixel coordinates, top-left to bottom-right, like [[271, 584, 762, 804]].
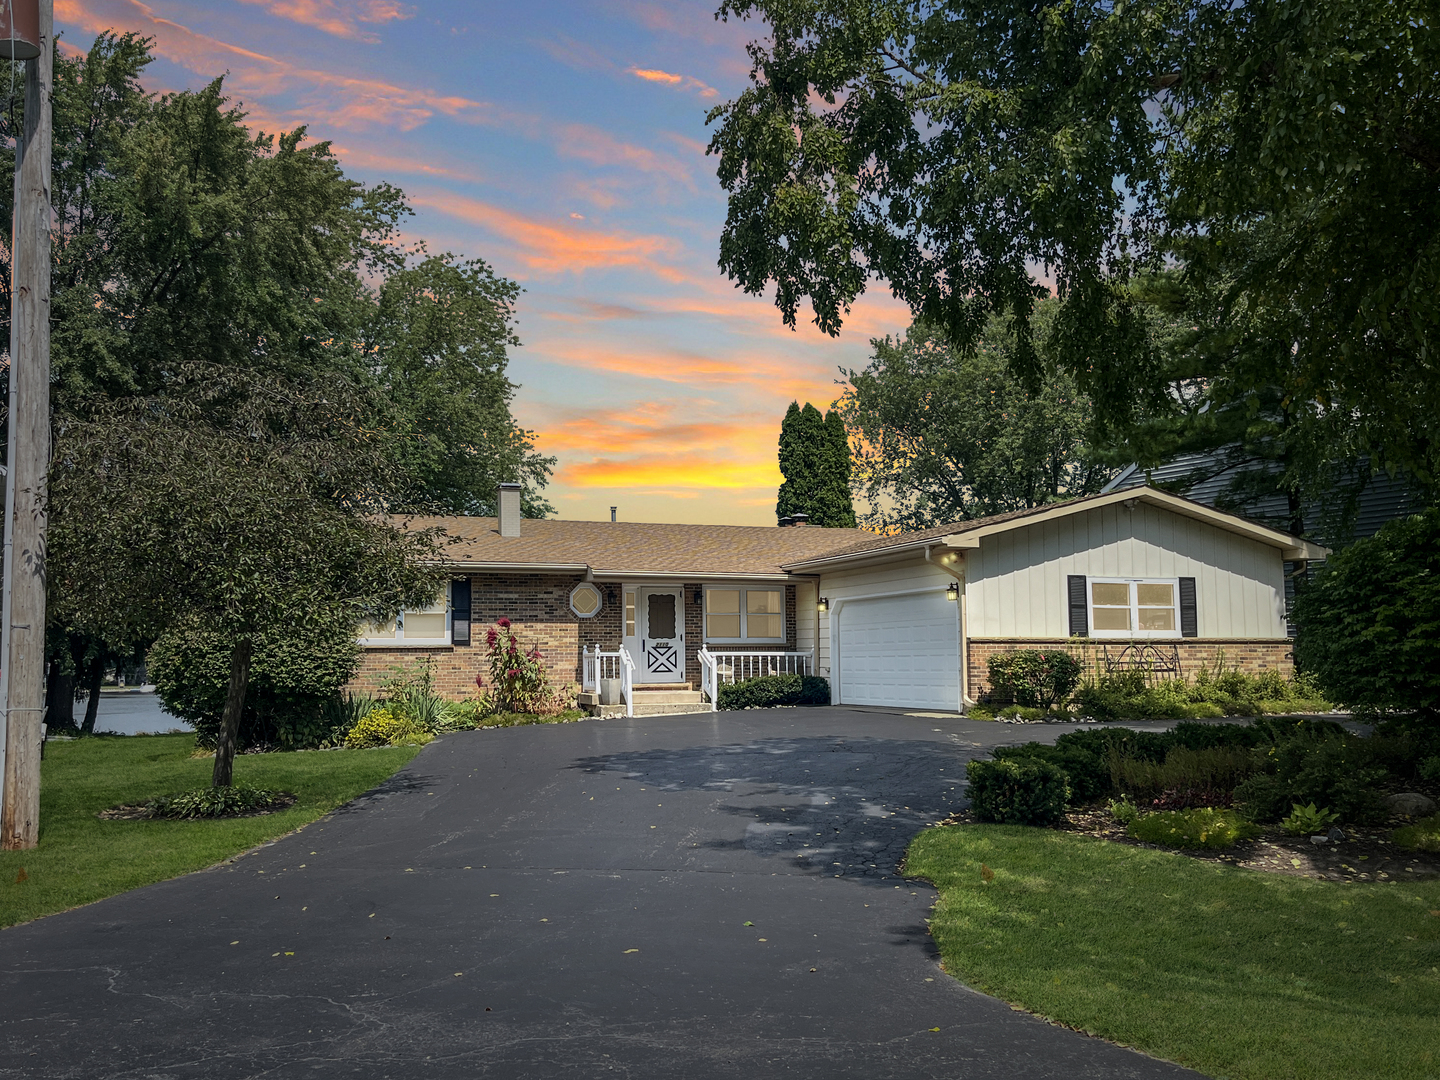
[[926, 546, 972, 711]]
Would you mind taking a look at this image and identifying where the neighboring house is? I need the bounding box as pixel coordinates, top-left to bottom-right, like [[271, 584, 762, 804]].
[[355, 483, 1326, 714]]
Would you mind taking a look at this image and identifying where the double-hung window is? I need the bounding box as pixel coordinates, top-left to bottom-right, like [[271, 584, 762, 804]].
[[1086, 578, 1182, 638], [704, 587, 784, 642]]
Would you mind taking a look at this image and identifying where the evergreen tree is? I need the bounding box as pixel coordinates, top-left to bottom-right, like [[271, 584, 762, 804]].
[[776, 401, 856, 527]]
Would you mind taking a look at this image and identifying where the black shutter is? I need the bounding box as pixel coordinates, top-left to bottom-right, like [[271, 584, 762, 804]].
[[450, 577, 472, 646], [1178, 577, 1198, 638], [1067, 575, 1088, 637]]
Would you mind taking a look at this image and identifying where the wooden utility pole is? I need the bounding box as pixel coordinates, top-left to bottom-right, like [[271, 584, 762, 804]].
[[0, 0, 52, 851]]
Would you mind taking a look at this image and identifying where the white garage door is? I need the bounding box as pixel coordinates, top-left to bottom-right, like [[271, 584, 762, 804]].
[[836, 592, 960, 709]]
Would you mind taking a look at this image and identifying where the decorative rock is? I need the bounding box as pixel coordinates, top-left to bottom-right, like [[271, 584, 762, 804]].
[[1385, 792, 1437, 818], [1327, 826, 1346, 842], [1310, 834, 1329, 845]]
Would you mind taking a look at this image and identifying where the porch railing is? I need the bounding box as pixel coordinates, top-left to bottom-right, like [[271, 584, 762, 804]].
[[697, 649, 814, 712], [581, 645, 635, 717]]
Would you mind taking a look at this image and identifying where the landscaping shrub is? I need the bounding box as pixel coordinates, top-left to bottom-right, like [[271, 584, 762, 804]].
[[149, 617, 362, 750], [993, 743, 1108, 803], [1128, 807, 1257, 849], [1107, 744, 1260, 808], [986, 650, 1083, 709], [482, 619, 568, 714], [144, 785, 287, 819], [1234, 731, 1388, 824], [1292, 507, 1440, 719], [965, 758, 1068, 825], [344, 706, 433, 748], [1072, 664, 1329, 722], [717, 673, 830, 710], [1392, 813, 1440, 853], [1054, 725, 1173, 765]]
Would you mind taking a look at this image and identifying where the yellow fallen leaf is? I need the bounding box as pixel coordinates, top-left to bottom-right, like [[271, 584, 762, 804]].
[[624, 949, 639, 954], [284, 951, 294, 956], [230, 941, 239, 946], [454, 972, 463, 977], [930, 1027, 941, 1032], [1291, 858, 1302, 868]]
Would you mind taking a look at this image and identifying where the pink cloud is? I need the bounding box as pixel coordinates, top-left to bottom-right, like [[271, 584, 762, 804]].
[[629, 66, 718, 98], [234, 0, 414, 43]]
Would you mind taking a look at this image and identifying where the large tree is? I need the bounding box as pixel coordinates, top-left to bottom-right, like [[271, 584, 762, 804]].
[[3, 35, 551, 767], [707, 0, 1440, 490], [777, 400, 856, 526], [838, 304, 1109, 530]]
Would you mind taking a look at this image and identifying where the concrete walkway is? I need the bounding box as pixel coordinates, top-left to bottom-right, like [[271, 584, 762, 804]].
[[0, 709, 1199, 1079]]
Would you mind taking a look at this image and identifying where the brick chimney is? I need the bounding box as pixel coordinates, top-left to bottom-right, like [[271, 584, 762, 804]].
[[498, 482, 522, 537]]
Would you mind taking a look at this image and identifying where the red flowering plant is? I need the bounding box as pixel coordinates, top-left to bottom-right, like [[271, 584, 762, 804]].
[[479, 618, 556, 714]]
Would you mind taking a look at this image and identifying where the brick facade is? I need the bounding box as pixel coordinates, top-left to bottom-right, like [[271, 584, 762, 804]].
[[965, 637, 1294, 701], [351, 574, 800, 702]]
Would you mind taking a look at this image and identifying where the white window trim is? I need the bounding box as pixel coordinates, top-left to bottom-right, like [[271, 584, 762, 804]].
[[569, 582, 603, 619], [1087, 577, 1182, 639], [703, 586, 786, 644], [360, 597, 452, 647]]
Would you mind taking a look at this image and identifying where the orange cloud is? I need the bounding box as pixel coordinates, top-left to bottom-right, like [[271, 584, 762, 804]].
[[235, 0, 414, 42], [57, 0, 489, 131], [408, 190, 686, 278], [553, 123, 696, 188], [628, 66, 718, 98]]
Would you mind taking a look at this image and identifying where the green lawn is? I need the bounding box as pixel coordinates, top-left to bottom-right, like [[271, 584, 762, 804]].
[[906, 825, 1440, 1080], [0, 734, 420, 929]]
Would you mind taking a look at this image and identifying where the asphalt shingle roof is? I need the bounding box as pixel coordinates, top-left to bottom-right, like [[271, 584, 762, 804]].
[[404, 516, 876, 577]]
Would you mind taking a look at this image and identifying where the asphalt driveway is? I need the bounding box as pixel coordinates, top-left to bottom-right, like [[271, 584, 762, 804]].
[[0, 708, 1200, 1079]]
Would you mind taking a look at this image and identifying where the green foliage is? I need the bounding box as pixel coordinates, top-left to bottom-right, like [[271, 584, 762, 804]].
[[1234, 732, 1389, 825], [1421, 757, 1440, 783], [1392, 814, 1440, 854], [1281, 803, 1341, 837], [1293, 509, 1440, 719], [1072, 664, 1329, 722], [837, 314, 1111, 531], [148, 618, 363, 750], [707, 0, 1440, 491], [993, 743, 1108, 805], [1127, 808, 1258, 850], [987, 649, 1083, 710], [965, 758, 1068, 826], [143, 785, 286, 820], [1107, 797, 1141, 826], [1107, 745, 1260, 808], [344, 707, 433, 749], [717, 674, 831, 710], [776, 401, 856, 527], [482, 620, 565, 714], [468, 709, 588, 729]]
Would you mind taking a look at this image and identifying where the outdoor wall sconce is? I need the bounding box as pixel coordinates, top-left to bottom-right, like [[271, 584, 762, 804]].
[[946, 583, 959, 602], [694, 588, 704, 604], [816, 596, 829, 613]]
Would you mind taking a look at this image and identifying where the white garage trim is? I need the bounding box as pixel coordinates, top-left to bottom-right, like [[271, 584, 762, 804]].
[[830, 588, 962, 711]]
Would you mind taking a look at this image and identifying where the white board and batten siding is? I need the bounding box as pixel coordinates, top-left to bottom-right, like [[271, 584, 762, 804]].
[[964, 502, 1289, 639], [815, 560, 962, 709]]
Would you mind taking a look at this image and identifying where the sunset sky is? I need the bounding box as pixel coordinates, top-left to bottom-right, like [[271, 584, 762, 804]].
[[56, 0, 914, 525]]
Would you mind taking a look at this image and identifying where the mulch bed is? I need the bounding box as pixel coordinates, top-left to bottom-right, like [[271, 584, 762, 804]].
[[940, 807, 1440, 883], [98, 793, 297, 821]]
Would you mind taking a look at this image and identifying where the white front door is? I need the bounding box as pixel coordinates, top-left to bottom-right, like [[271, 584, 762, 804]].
[[636, 586, 684, 682]]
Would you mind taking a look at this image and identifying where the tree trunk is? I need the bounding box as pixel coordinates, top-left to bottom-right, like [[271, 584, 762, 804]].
[[211, 638, 253, 789], [80, 650, 106, 733], [45, 664, 75, 730]]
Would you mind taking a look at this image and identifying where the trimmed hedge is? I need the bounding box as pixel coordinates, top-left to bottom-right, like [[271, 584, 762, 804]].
[[717, 673, 831, 710], [965, 757, 1069, 825], [993, 742, 1108, 804]]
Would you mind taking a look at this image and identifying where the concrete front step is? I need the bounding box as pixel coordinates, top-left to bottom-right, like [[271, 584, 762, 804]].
[[587, 702, 713, 718], [578, 689, 706, 709]]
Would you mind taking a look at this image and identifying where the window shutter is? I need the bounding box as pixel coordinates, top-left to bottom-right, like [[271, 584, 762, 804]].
[[1178, 577, 1198, 638], [1067, 575, 1088, 637], [451, 577, 472, 645]]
